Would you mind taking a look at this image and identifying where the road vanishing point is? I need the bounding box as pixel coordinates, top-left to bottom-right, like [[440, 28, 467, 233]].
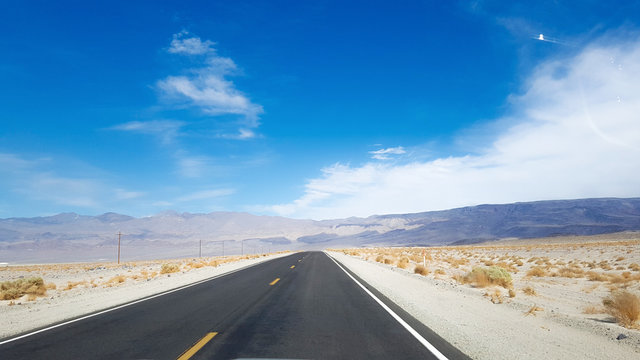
[[1, 252, 470, 359]]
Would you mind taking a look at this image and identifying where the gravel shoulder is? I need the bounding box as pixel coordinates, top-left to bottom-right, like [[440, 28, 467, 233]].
[[327, 250, 640, 360]]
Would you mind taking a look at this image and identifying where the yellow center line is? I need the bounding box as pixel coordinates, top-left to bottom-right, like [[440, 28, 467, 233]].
[[177, 332, 217, 360], [269, 278, 280, 286], [290, 265, 295, 269]]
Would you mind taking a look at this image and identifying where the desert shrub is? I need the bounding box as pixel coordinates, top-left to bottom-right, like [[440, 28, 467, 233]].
[[602, 291, 640, 328], [397, 257, 410, 269], [508, 289, 516, 298], [0, 277, 48, 300], [555, 266, 585, 278], [464, 266, 512, 288], [383, 258, 393, 265], [160, 263, 180, 274], [586, 271, 608, 282], [188, 261, 204, 269], [414, 265, 429, 276], [375, 255, 384, 263], [526, 266, 547, 277]]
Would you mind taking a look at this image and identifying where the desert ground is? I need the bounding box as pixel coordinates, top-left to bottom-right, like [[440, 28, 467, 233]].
[[0, 252, 290, 339], [330, 232, 640, 359], [2, 232, 640, 359]]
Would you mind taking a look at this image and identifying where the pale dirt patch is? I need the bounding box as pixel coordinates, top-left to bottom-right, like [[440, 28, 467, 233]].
[[328, 239, 640, 360], [0, 252, 291, 339]]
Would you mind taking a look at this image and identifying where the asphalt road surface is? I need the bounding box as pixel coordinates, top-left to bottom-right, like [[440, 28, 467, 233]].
[[1, 252, 470, 359]]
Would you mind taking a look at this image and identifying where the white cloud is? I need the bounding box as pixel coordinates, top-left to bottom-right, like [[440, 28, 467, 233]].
[[176, 188, 235, 202], [369, 146, 406, 160], [270, 34, 640, 220], [168, 31, 215, 55], [158, 32, 263, 131]]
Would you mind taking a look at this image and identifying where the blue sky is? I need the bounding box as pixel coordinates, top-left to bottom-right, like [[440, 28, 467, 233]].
[[2, 1, 640, 219]]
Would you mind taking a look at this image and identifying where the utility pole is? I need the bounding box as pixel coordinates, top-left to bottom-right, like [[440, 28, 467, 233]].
[[117, 232, 122, 264], [199, 239, 202, 258]]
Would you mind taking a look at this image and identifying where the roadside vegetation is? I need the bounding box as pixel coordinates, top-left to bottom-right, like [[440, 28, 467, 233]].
[[0, 277, 53, 301], [332, 236, 640, 329], [1, 251, 290, 304]]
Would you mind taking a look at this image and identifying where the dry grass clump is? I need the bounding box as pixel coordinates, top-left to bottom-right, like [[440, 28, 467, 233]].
[[485, 289, 504, 304], [602, 291, 640, 328], [414, 265, 429, 276], [526, 266, 547, 277], [553, 266, 585, 278], [629, 263, 640, 272], [583, 305, 605, 314], [522, 286, 537, 296], [65, 280, 88, 290], [0, 277, 49, 300], [524, 304, 544, 316], [397, 257, 410, 269], [586, 271, 608, 282], [186, 261, 204, 269], [105, 275, 126, 286], [160, 263, 180, 274], [460, 266, 512, 289]]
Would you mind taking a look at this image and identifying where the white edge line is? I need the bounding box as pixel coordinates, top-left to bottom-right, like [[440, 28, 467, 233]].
[[0, 255, 286, 346], [325, 251, 449, 360]]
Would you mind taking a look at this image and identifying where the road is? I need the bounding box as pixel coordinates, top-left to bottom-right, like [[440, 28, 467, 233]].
[[1, 252, 469, 359]]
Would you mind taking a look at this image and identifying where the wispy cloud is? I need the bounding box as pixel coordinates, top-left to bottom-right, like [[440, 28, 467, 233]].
[[114, 189, 145, 200], [110, 120, 185, 144], [0, 152, 145, 212], [175, 153, 212, 178], [369, 146, 406, 160], [176, 188, 235, 202], [269, 34, 640, 219], [157, 31, 263, 136]]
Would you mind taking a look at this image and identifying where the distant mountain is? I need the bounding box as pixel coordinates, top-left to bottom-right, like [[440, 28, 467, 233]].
[[1, 198, 639, 263], [330, 197, 640, 247]]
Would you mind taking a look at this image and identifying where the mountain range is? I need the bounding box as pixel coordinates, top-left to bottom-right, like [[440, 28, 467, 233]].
[[1, 197, 639, 263]]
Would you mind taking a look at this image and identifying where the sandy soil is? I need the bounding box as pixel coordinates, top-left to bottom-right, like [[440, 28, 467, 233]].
[[0, 252, 291, 339], [328, 236, 640, 360]]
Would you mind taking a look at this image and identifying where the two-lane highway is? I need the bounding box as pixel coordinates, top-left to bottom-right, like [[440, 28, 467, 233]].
[[1, 252, 469, 359]]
